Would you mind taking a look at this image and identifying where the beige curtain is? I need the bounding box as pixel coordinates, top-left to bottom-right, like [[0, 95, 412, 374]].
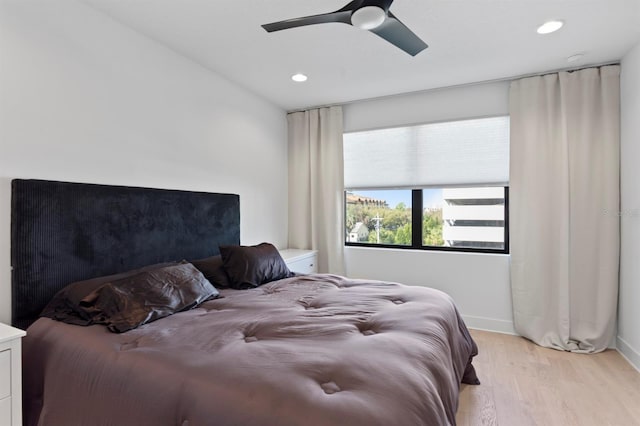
[[287, 106, 345, 275], [510, 65, 620, 352]]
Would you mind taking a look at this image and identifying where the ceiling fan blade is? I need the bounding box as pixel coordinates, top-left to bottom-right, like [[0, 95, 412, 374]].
[[369, 11, 428, 56], [262, 10, 353, 33]]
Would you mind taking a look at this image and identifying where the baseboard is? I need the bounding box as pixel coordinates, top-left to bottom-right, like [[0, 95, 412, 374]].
[[462, 315, 517, 335], [616, 336, 640, 373]]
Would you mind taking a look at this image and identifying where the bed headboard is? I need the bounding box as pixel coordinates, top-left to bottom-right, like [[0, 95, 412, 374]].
[[11, 179, 240, 330]]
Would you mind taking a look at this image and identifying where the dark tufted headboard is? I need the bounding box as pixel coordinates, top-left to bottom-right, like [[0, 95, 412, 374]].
[[11, 179, 240, 330]]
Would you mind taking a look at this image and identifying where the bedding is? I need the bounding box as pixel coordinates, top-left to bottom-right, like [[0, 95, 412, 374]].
[[40, 262, 219, 332], [190, 255, 232, 288], [40, 261, 189, 325], [219, 242, 293, 289], [24, 274, 479, 426]]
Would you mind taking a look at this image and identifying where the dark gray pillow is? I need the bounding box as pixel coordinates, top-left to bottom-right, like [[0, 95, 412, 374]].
[[78, 263, 218, 333], [190, 255, 231, 288], [42, 262, 218, 332], [41, 261, 182, 325], [219, 243, 292, 289]]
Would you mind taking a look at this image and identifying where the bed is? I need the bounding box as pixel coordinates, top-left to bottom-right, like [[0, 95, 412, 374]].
[[13, 179, 479, 426]]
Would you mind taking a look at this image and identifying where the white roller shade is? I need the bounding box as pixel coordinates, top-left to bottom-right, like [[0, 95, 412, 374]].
[[344, 116, 509, 189]]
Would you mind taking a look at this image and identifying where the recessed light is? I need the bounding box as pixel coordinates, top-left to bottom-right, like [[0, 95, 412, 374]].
[[537, 20, 564, 34], [291, 73, 308, 82]]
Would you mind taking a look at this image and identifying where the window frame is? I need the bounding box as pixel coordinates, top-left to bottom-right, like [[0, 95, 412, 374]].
[[344, 187, 510, 254]]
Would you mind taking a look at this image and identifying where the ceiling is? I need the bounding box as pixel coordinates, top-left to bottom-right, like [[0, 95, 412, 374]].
[[80, 0, 640, 111]]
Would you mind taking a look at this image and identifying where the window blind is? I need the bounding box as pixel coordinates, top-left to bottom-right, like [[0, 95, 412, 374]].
[[343, 116, 509, 189]]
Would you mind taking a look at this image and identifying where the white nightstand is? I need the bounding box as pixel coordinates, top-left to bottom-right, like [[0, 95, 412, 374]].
[[279, 249, 318, 274], [0, 323, 26, 426]]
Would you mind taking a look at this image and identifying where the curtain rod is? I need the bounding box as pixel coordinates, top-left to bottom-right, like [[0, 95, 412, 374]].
[[286, 60, 621, 114]]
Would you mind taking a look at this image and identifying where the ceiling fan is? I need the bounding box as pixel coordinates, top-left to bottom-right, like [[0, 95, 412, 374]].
[[261, 0, 428, 56]]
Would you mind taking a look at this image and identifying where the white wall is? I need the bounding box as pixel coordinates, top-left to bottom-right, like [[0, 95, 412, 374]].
[[0, 0, 288, 324], [619, 41, 640, 370], [343, 82, 515, 334]]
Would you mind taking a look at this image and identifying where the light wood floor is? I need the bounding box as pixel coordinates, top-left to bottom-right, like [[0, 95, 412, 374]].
[[456, 329, 640, 426]]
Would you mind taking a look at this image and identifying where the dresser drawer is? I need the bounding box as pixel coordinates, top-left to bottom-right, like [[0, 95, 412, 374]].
[[0, 350, 10, 400], [0, 323, 26, 426], [280, 249, 318, 274], [287, 256, 317, 274], [0, 396, 10, 425]]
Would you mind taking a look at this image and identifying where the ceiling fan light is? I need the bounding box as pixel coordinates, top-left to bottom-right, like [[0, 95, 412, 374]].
[[351, 6, 386, 30]]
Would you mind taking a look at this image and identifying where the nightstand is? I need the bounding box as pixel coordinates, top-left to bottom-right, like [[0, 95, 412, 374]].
[[279, 249, 318, 274], [0, 323, 26, 426]]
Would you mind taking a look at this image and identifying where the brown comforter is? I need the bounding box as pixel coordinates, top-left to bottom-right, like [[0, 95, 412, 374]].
[[24, 274, 479, 426]]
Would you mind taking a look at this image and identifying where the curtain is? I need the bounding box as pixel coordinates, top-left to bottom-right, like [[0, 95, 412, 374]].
[[287, 106, 345, 275], [509, 65, 620, 353]]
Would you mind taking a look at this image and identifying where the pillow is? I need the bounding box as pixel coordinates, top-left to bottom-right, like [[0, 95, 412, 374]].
[[41, 261, 183, 325], [219, 243, 292, 289], [78, 263, 218, 333], [190, 255, 231, 288]]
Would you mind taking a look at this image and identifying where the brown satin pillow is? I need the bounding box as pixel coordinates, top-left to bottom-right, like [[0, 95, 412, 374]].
[[219, 243, 292, 289], [41, 261, 183, 325], [78, 263, 218, 333], [190, 255, 231, 288]]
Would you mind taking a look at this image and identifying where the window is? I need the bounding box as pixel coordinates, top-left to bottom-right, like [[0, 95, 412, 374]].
[[345, 189, 413, 246], [344, 116, 509, 254]]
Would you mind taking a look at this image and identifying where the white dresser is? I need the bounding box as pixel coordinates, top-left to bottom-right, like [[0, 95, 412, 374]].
[[279, 249, 318, 274], [0, 323, 26, 426]]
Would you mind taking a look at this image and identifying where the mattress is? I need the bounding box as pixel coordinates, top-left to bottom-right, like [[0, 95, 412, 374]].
[[23, 274, 479, 426]]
